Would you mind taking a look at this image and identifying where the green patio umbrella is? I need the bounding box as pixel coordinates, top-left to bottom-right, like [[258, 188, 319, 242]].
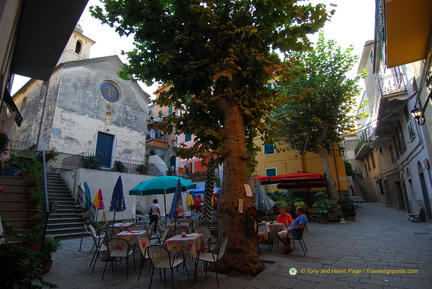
[[129, 176, 196, 218]]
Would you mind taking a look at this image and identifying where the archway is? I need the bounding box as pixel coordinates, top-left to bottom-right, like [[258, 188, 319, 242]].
[[417, 161, 432, 220]]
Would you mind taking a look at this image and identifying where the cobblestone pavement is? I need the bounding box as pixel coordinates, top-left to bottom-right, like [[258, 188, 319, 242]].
[[42, 202, 432, 289]]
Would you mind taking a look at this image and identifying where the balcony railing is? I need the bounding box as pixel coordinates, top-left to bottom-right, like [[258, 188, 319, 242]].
[[377, 73, 406, 97], [61, 152, 150, 175]]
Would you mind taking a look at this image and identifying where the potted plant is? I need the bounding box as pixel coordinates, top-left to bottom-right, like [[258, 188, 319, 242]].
[[312, 192, 337, 223], [18, 230, 43, 251], [0, 242, 57, 288], [339, 194, 357, 221], [7, 153, 30, 177], [43, 147, 59, 162], [40, 235, 62, 273], [81, 155, 100, 169], [135, 163, 149, 174], [114, 160, 127, 172]]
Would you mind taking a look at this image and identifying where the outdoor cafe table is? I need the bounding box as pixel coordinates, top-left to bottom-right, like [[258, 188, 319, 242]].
[[258, 222, 285, 241], [167, 222, 190, 232], [114, 222, 134, 231], [116, 230, 147, 244], [164, 233, 204, 258]]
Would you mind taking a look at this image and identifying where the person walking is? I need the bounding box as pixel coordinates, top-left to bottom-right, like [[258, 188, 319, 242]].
[[149, 199, 160, 232]]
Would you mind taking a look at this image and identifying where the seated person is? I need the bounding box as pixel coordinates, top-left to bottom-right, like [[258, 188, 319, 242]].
[[277, 206, 308, 254], [256, 221, 267, 244], [277, 206, 294, 228]]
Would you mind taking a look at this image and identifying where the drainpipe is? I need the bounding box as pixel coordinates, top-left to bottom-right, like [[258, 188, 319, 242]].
[[36, 80, 50, 151]]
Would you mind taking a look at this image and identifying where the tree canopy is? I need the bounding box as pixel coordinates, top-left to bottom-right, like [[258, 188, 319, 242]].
[[92, 0, 332, 165], [272, 32, 365, 198], [91, 0, 333, 275]]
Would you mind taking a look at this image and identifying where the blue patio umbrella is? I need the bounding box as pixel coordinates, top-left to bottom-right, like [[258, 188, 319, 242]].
[[109, 176, 126, 233], [168, 179, 184, 219], [189, 184, 221, 197], [254, 184, 275, 211]]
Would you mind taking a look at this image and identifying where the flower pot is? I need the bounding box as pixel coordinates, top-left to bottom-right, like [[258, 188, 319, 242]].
[[41, 259, 53, 273], [26, 242, 40, 251], [19, 171, 30, 178], [320, 219, 327, 224]]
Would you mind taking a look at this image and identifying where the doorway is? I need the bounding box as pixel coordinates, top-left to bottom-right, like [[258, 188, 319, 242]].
[[419, 172, 432, 220], [96, 132, 114, 168]]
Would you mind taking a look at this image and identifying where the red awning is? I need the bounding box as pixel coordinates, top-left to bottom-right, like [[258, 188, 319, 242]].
[[254, 173, 327, 189], [269, 173, 323, 182], [253, 175, 270, 182]]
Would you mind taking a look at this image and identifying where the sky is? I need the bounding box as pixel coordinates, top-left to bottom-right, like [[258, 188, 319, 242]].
[[11, 0, 376, 97]]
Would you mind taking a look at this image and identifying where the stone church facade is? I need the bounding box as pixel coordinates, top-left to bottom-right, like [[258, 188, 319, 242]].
[[9, 27, 150, 169]]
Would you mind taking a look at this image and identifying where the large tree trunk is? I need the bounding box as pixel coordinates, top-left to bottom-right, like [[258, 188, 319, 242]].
[[217, 97, 264, 275], [316, 147, 339, 200]]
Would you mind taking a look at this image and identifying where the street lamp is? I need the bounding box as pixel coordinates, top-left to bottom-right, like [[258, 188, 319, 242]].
[[339, 144, 345, 156], [411, 90, 432, 125], [410, 106, 425, 125]]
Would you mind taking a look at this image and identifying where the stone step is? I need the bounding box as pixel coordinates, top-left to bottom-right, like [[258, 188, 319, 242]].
[[0, 208, 39, 219], [3, 218, 35, 230], [46, 225, 84, 237], [48, 217, 83, 224], [55, 200, 77, 206], [349, 196, 365, 202], [47, 221, 85, 230], [42, 173, 86, 238], [0, 200, 34, 210], [0, 176, 27, 186], [0, 191, 29, 201], [51, 210, 81, 216], [51, 231, 84, 239]]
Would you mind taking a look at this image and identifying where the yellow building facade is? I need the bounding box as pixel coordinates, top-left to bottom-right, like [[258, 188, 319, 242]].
[[253, 139, 348, 196]]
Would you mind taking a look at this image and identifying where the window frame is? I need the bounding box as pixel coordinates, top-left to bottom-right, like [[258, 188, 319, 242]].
[[263, 143, 275, 155], [265, 167, 277, 177]]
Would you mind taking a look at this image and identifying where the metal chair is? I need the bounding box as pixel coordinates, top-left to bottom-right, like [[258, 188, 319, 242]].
[[194, 236, 229, 287], [157, 228, 172, 245], [102, 238, 136, 279], [104, 226, 121, 240], [169, 228, 188, 238], [147, 222, 161, 243], [147, 245, 191, 289], [288, 225, 308, 256], [194, 226, 212, 247], [137, 235, 152, 281], [85, 225, 108, 271]]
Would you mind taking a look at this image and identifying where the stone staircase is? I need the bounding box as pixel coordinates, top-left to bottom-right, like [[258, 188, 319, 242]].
[[358, 179, 379, 202], [0, 176, 35, 234], [45, 172, 85, 238]]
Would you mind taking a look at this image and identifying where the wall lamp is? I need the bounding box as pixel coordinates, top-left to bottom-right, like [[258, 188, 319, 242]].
[[411, 90, 432, 126]]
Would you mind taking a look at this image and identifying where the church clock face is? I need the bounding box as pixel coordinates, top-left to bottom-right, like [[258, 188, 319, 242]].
[[100, 82, 120, 102]]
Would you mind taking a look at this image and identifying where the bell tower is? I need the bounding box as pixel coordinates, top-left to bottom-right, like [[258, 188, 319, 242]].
[[57, 24, 95, 65]]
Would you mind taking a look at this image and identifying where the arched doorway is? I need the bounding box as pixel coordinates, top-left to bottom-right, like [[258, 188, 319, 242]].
[[417, 161, 432, 220]]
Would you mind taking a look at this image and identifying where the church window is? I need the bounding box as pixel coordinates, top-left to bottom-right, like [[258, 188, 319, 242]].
[[75, 40, 82, 54]]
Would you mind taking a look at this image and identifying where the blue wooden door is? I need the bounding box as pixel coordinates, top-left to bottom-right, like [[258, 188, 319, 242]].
[[96, 132, 114, 168]]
